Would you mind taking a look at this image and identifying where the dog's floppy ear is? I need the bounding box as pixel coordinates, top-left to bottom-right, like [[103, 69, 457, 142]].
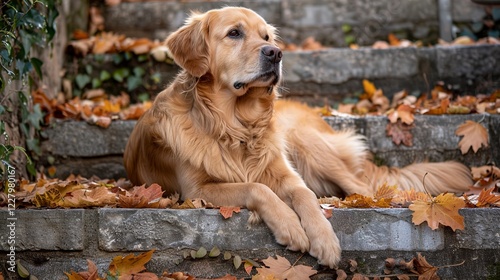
[[166, 12, 209, 77]]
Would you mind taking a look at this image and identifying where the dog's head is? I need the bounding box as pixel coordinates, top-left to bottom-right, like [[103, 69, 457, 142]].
[[166, 7, 282, 96]]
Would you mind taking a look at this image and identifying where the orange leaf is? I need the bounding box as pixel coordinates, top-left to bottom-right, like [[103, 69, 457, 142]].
[[409, 193, 465, 231], [362, 79, 377, 98], [476, 188, 500, 207], [341, 194, 376, 208], [255, 256, 317, 280], [108, 250, 155, 277], [455, 120, 489, 154], [65, 259, 99, 280], [374, 184, 398, 200], [59, 186, 117, 208], [219, 206, 241, 219], [118, 184, 165, 208]]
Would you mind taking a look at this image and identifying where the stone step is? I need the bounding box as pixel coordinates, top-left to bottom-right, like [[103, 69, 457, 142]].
[[101, 0, 486, 47], [40, 114, 499, 180], [1, 208, 499, 279], [67, 44, 500, 106]]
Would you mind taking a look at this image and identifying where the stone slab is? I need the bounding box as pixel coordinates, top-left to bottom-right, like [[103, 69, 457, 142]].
[[332, 208, 444, 251], [454, 208, 500, 249], [0, 209, 84, 251], [98, 208, 277, 251], [98, 208, 446, 252], [41, 120, 137, 157]]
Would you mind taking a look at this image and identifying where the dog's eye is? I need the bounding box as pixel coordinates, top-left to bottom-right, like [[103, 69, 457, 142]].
[[227, 29, 241, 38], [264, 34, 270, 41]]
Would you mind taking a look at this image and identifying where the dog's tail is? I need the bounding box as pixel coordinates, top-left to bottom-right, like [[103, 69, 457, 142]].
[[363, 160, 473, 195]]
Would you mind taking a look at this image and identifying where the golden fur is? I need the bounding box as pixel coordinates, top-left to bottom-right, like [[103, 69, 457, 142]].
[[124, 7, 472, 268]]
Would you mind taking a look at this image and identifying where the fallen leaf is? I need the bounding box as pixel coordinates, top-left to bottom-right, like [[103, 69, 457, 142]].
[[413, 253, 439, 280], [59, 186, 117, 208], [118, 184, 166, 208], [219, 206, 241, 219], [255, 256, 317, 280], [455, 120, 489, 154], [475, 188, 500, 207], [409, 193, 465, 231], [65, 259, 99, 280], [386, 121, 414, 146], [108, 250, 154, 277]]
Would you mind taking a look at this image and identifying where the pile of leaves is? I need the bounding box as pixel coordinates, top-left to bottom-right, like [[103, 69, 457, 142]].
[[318, 79, 498, 149], [59, 248, 466, 280], [33, 89, 151, 128], [279, 33, 500, 51]]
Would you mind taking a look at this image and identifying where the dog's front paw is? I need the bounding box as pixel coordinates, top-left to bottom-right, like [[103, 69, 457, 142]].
[[307, 222, 341, 269], [272, 216, 310, 253]]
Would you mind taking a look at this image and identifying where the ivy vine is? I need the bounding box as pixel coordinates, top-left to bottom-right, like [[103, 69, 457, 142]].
[[0, 0, 59, 181]]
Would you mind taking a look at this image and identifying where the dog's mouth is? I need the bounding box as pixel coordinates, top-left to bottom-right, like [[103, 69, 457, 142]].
[[233, 66, 281, 90]]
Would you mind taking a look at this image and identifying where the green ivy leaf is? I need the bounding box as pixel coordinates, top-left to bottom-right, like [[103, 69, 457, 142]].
[[127, 75, 142, 91], [113, 68, 129, 83], [31, 57, 43, 80], [92, 77, 101, 88], [75, 74, 91, 89], [27, 104, 43, 130], [100, 70, 111, 81], [133, 67, 145, 77]]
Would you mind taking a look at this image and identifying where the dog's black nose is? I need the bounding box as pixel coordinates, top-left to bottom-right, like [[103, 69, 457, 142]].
[[261, 46, 282, 63]]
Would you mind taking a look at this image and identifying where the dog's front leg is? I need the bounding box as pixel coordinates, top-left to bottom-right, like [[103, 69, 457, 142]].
[[184, 182, 310, 253], [275, 173, 342, 269]]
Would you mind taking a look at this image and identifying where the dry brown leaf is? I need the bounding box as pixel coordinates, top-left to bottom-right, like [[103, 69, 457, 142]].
[[455, 120, 489, 154], [386, 121, 414, 146], [374, 184, 398, 200], [413, 253, 439, 280], [255, 256, 317, 280], [108, 250, 155, 277], [475, 188, 500, 207], [65, 259, 99, 280], [219, 206, 241, 219], [59, 186, 116, 208], [118, 184, 165, 208], [409, 193, 465, 231]]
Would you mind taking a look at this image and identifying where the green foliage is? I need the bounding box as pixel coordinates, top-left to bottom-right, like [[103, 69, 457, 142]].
[[67, 52, 163, 102], [0, 0, 59, 179]]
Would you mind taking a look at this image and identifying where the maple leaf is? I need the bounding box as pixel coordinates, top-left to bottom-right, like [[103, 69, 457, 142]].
[[255, 256, 317, 280], [65, 259, 100, 280], [409, 193, 465, 231], [341, 194, 375, 208], [59, 186, 117, 208], [386, 121, 414, 146], [475, 188, 500, 207], [392, 189, 429, 206], [455, 120, 489, 154], [413, 253, 439, 280], [108, 250, 155, 277], [219, 206, 241, 219], [118, 184, 166, 208], [374, 184, 398, 200]]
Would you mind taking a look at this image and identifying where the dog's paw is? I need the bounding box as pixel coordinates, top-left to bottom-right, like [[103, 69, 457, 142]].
[[273, 217, 310, 253], [307, 221, 341, 269]]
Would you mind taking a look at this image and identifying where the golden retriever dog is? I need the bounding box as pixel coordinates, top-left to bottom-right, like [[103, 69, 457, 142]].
[[124, 7, 472, 268]]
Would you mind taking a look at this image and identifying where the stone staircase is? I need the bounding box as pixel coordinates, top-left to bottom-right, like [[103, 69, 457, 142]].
[[1, 0, 500, 279]]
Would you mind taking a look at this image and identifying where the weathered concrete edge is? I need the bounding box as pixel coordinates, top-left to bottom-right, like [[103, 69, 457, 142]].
[[1, 208, 499, 252]]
